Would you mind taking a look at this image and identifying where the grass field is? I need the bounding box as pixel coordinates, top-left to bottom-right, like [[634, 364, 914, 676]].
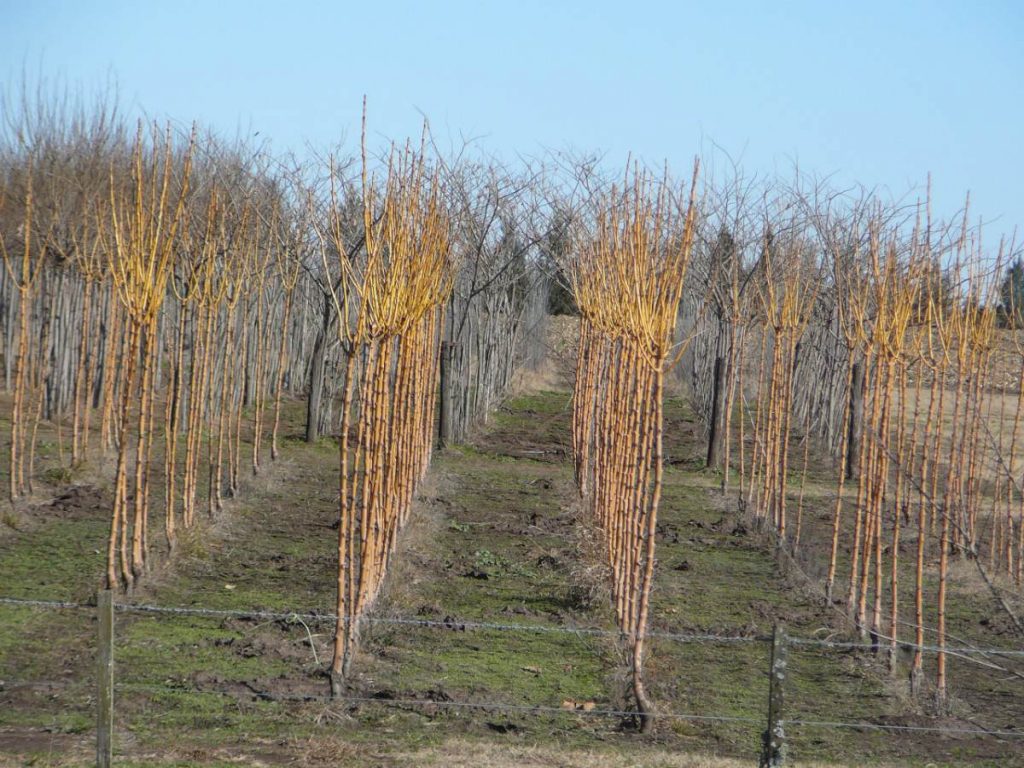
[[1, 384, 1023, 767]]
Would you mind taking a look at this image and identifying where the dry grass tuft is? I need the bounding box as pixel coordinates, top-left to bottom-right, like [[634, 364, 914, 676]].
[[566, 492, 611, 613], [395, 738, 907, 768]]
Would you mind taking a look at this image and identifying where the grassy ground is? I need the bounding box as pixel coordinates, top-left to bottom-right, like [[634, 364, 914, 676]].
[[1, 387, 1022, 766]]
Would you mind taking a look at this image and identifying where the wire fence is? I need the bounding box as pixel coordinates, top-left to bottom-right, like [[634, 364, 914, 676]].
[[4, 675, 1022, 740], [2, 591, 1023, 761], [3, 594, 1023, 656]]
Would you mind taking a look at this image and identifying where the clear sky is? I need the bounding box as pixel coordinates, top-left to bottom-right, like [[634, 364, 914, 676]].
[[2, 0, 1022, 237]]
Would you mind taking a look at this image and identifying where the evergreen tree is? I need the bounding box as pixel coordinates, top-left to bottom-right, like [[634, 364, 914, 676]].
[[542, 208, 578, 315], [1000, 257, 1024, 328]]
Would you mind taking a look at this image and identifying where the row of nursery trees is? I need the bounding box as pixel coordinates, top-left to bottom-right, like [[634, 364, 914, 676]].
[[0, 93, 551, 610], [570, 162, 700, 732], [4, 90, 1024, 726], [569, 163, 1024, 727]]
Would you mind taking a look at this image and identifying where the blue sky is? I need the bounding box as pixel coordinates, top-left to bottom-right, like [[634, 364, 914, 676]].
[[2, 0, 1022, 236]]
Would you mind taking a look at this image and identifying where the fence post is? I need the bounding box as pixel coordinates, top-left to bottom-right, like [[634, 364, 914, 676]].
[[438, 341, 453, 448], [706, 355, 725, 470], [97, 589, 113, 768], [845, 361, 864, 481], [760, 623, 788, 768]]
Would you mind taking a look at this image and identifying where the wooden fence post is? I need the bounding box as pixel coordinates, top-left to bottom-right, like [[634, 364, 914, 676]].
[[706, 355, 725, 471], [845, 361, 864, 481], [438, 341, 453, 448], [760, 623, 788, 768], [97, 589, 114, 768]]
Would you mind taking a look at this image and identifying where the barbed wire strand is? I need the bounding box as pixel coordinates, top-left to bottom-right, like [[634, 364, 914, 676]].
[[2, 595, 1023, 657], [6, 676, 1021, 738], [114, 681, 760, 723], [111, 681, 1024, 738], [765, 532, 1024, 672]]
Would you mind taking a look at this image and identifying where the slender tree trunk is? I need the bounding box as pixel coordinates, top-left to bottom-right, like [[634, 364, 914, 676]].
[[270, 291, 293, 460], [633, 362, 663, 733]]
